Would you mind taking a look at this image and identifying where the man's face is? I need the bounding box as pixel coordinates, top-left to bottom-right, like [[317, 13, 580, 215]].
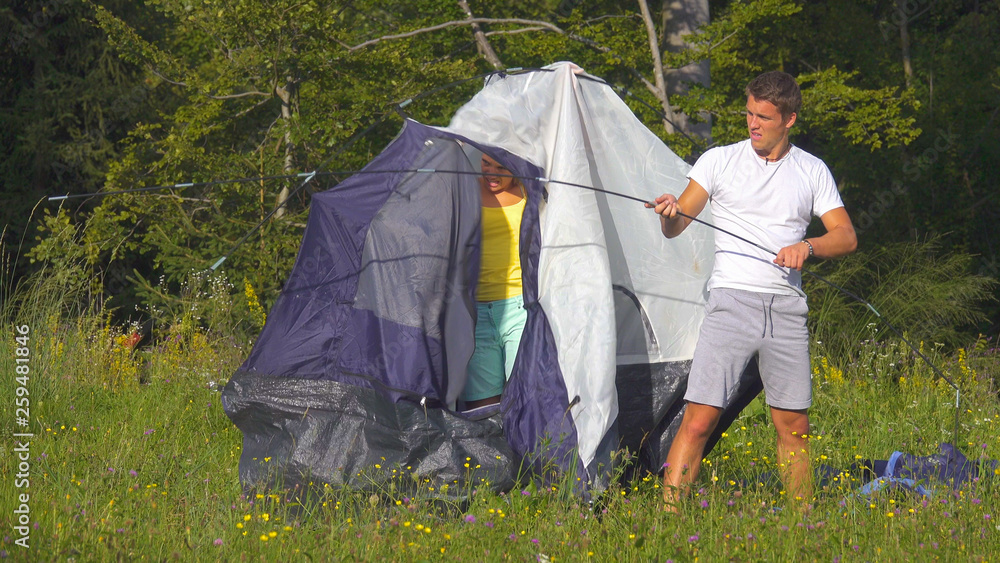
[[746, 95, 796, 158]]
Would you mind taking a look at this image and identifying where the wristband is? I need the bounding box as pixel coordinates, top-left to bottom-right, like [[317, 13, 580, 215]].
[[803, 239, 814, 257]]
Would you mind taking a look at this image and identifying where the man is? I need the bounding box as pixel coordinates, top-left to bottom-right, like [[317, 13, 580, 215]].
[[647, 71, 857, 509]]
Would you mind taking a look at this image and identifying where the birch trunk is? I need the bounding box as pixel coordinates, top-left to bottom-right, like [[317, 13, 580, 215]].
[[458, 0, 503, 69], [660, 0, 710, 139], [274, 77, 297, 219]]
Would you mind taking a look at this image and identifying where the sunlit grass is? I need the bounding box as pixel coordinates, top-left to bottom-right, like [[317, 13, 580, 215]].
[[1, 271, 998, 560]]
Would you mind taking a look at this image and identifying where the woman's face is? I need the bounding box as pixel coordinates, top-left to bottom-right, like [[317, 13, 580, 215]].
[[480, 154, 516, 194]]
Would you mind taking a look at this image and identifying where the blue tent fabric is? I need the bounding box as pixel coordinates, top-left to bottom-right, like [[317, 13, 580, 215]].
[[238, 123, 483, 403], [223, 122, 591, 494], [856, 443, 998, 497]]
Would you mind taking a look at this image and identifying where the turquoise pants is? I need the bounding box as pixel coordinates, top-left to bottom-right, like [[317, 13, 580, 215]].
[[462, 295, 527, 402]]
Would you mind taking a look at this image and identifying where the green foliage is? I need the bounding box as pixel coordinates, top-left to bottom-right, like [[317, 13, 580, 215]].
[[806, 239, 997, 361], [29, 0, 500, 311], [799, 66, 921, 150], [0, 0, 168, 282]]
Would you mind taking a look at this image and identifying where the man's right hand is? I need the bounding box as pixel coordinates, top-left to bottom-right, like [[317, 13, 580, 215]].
[[646, 193, 682, 219], [646, 179, 709, 239]]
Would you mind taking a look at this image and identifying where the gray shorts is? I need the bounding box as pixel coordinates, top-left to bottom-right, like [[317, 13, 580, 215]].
[[685, 287, 811, 410]]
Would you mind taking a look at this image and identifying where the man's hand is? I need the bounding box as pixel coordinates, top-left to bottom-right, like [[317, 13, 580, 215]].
[[646, 193, 682, 219], [773, 241, 811, 271], [646, 180, 709, 239], [778, 208, 857, 267]]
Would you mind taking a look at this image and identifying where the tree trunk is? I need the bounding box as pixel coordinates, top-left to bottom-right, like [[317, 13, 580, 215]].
[[274, 76, 297, 219], [638, 0, 676, 135], [660, 0, 710, 139], [457, 0, 503, 69], [896, 0, 913, 88]]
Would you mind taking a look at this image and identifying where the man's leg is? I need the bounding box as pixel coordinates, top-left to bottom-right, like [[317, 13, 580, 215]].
[[770, 407, 811, 503], [662, 402, 723, 510]]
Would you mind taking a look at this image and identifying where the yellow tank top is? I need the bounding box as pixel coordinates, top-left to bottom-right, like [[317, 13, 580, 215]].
[[477, 198, 525, 302]]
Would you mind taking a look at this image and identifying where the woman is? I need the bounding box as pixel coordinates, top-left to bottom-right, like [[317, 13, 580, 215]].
[[462, 153, 528, 410]]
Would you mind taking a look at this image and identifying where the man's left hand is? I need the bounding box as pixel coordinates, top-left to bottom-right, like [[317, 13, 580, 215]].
[[774, 241, 810, 271]]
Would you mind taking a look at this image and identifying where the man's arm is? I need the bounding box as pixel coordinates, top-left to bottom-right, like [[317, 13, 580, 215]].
[[646, 179, 710, 238], [774, 207, 857, 270]]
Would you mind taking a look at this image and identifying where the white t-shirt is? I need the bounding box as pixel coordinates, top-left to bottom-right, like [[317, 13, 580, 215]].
[[688, 139, 845, 296]]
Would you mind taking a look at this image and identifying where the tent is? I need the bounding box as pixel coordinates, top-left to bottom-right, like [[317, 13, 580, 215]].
[[222, 62, 762, 496]]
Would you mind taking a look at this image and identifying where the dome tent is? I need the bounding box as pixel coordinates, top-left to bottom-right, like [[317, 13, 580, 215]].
[[222, 62, 762, 496]]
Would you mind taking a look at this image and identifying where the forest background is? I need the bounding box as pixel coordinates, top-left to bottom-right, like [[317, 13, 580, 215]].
[[2, 0, 998, 346]]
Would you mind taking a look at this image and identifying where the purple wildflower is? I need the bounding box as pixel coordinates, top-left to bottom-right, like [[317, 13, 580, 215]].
[[688, 535, 699, 543], [464, 514, 476, 523], [214, 539, 223, 546]]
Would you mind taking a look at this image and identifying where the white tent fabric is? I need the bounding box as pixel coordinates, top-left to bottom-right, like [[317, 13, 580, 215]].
[[442, 62, 715, 469]]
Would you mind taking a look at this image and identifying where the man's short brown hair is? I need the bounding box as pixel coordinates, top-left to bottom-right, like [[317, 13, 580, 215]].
[[746, 71, 801, 120]]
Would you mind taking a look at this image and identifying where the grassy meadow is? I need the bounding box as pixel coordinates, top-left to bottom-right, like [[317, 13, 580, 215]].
[[1, 268, 999, 561]]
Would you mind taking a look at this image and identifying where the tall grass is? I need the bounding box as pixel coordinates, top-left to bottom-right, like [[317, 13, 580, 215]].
[[1, 243, 998, 561], [2, 328, 996, 560], [806, 238, 997, 361]]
